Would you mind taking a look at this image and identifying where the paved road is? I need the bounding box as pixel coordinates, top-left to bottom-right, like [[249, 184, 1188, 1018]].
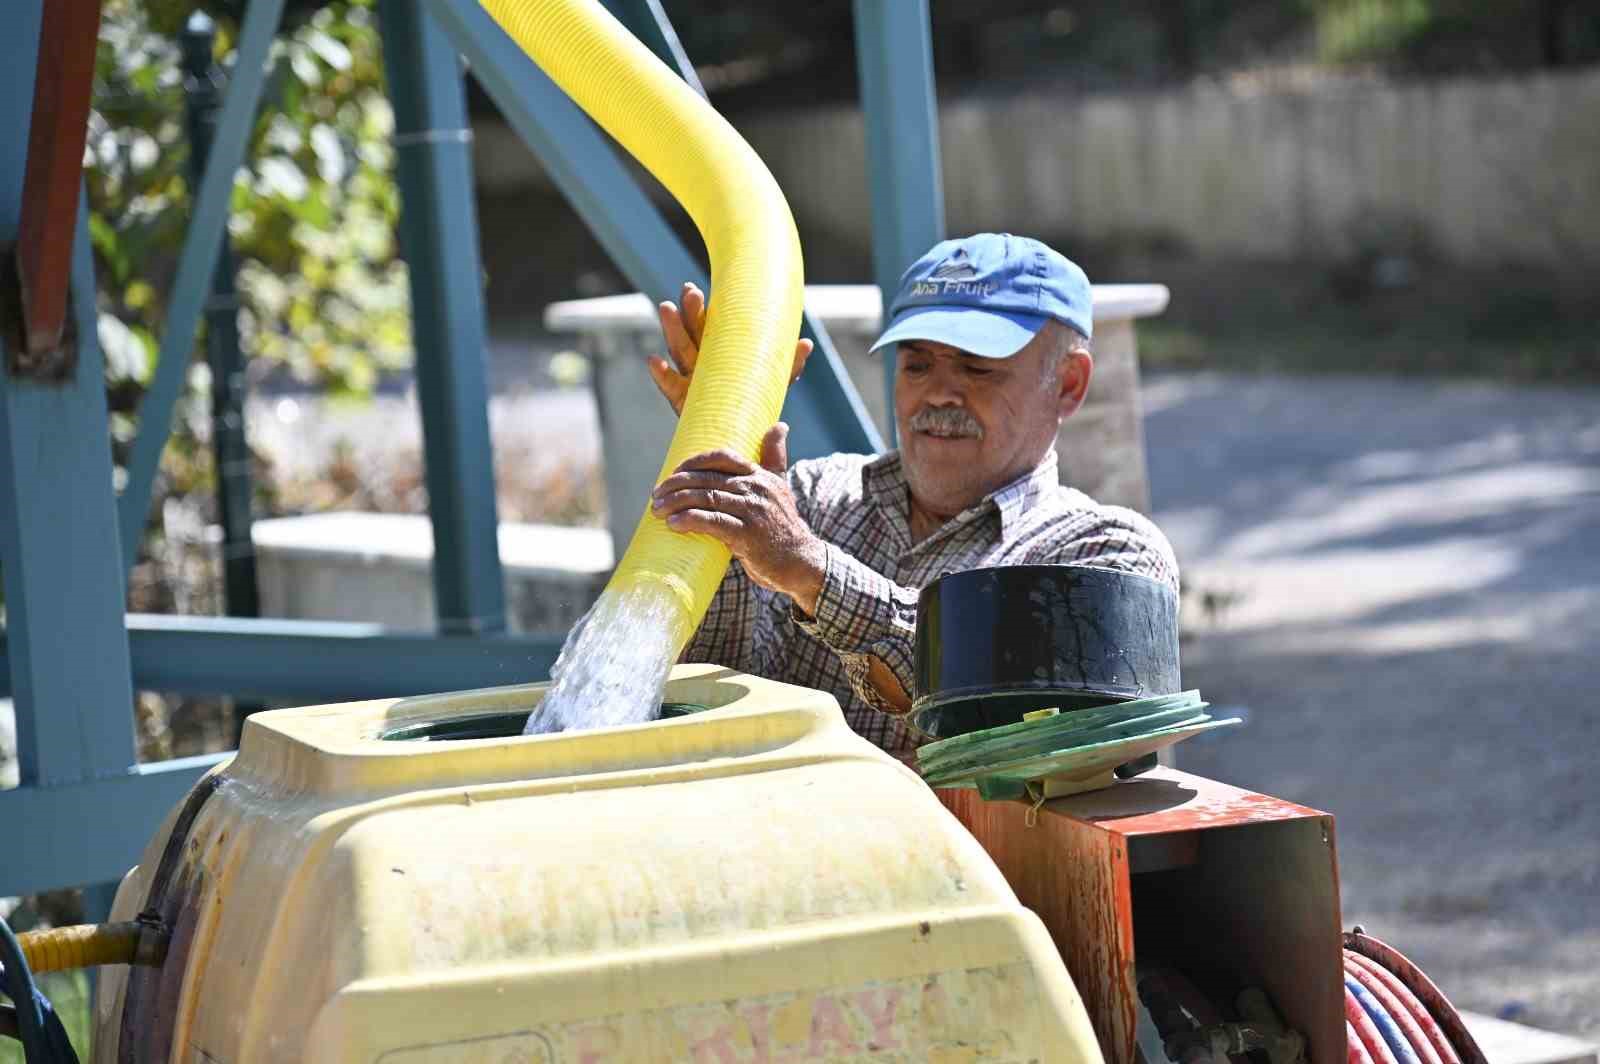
[[1142, 371, 1600, 1041]]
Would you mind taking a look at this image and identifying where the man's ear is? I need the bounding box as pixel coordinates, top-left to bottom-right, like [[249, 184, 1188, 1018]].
[[1057, 349, 1093, 420]]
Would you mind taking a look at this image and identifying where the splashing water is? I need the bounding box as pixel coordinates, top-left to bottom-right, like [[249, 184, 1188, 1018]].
[[522, 580, 689, 735]]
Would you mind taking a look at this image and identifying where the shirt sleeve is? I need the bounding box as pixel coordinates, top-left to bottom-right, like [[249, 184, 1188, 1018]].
[[1031, 505, 1181, 592], [680, 561, 790, 677], [791, 541, 921, 719]]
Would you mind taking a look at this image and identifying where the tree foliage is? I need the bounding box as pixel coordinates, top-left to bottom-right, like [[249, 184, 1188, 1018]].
[[89, 0, 410, 413], [653, 0, 1600, 112]]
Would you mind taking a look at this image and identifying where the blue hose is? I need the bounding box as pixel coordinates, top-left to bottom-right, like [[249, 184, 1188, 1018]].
[[0, 916, 78, 1064], [1348, 974, 1422, 1064]]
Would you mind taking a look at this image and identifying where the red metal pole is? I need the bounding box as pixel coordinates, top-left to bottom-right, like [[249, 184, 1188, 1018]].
[[12, 0, 103, 372]]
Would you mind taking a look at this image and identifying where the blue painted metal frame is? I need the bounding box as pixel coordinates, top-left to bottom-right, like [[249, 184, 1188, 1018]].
[[0, 1, 138, 792], [129, 615, 558, 700], [604, 0, 705, 97], [0, 331, 180, 883], [0, 1, 150, 903], [852, 0, 947, 447], [183, 13, 262, 627], [0, 616, 561, 701], [0, 753, 231, 898], [116, 0, 285, 574], [788, 321, 884, 459], [380, 0, 507, 635], [0, 196, 140, 789], [431, 2, 700, 302], [428, 1, 882, 461], [1, 616, 561, 701]]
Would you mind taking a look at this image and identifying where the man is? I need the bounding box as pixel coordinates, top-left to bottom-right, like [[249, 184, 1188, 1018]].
[[645, 233, 1177, 760]]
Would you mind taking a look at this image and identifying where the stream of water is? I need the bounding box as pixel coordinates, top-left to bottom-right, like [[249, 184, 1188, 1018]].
[[521, 580, 685, 735]]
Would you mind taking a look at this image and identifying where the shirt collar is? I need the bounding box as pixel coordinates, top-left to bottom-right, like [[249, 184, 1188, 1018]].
[[992, 448, 1060, 533], [861, 447, 1061, 541], [862, 450, 910, 516]]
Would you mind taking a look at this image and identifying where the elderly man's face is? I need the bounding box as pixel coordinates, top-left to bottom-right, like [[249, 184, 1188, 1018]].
[[893, 326, 1088, 518]]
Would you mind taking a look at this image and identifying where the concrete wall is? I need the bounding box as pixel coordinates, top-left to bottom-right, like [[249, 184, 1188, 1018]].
[[253, 513, 612, 633], [476, 67, 1600, 272]]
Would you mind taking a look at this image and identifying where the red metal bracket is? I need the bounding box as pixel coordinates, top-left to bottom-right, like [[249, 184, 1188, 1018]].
[[6, 0, 102, 379], [940, 768, 1345, 1064]]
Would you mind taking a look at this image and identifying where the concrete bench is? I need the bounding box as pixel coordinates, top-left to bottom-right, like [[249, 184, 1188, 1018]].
[[252, 512, 611, 633]]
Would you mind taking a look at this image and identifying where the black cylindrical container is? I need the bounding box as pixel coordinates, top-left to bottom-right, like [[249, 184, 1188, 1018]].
[[912, 564, 1180, 739]]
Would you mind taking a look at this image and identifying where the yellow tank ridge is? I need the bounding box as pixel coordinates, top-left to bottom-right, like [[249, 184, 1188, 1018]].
[[92, 666, 1102, 1062]]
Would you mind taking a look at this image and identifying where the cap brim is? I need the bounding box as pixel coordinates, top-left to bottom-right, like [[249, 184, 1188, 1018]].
[[868, 305, 1050, 359]]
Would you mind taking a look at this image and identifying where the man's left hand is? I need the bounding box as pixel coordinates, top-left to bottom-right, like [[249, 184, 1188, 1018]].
[[651, 423, 826, 617]]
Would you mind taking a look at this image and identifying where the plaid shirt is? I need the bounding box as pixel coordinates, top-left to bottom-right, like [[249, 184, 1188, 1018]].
[[682, 448, 1179, 758]]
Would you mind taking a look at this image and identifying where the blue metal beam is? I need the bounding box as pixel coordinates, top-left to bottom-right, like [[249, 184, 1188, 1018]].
[[0, 753, 228, 897], [429, 3, 708, 311], [116, 0, 284, 574], [852, 0, 946, 447], [143, 615, 556, 699], [0, 615, 562, 700], [0, 200, 139, 787], [603, 0, 706, 97], [788, 316, 884, 460], [0, 0, 138, 789], [183, 13, 261, 627], [427, 0, 882, 460], [380, 0, 507, 636]]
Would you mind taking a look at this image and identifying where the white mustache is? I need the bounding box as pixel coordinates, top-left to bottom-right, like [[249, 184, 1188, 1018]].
[[909, 406, 984, 440]]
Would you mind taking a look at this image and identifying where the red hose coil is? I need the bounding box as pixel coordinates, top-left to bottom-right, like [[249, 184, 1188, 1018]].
[[1348, 1020, 1377, 1064], [1349, 974, 1423, 1064], [1345, 951, 1461, 1064], [1344, 958, 1442, 1064], [1344, 931, 1486, 1064], [1347, 984, 1403, 1064]]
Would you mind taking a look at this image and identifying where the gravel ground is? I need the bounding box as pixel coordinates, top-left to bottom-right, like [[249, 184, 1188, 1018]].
[[1143, 371, 1600, 1042]]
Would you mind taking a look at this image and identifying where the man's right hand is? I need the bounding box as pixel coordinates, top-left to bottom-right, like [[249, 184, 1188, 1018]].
[[647, 281, 814, 417]]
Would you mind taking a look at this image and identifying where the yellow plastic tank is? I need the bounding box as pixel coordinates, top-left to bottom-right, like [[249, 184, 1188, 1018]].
[[93, 665, 1102, 1062]]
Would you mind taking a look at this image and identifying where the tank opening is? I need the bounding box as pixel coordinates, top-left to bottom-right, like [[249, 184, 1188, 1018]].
[[379, 702, 713, 741]]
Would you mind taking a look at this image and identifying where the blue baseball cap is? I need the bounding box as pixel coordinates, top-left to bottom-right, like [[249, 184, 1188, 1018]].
[[868, 233, 1093, 358]]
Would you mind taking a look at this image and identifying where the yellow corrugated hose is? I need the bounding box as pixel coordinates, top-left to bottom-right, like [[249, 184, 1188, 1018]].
[[16, 922, 156, 975], [480, 0, 804, 651]]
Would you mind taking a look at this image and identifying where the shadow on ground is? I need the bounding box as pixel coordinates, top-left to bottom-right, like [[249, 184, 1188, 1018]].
[[1143, 371, 1600, 1039]]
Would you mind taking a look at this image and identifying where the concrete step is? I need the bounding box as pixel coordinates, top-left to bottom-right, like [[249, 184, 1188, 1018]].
[[1462, 1011, 1598, 1064]]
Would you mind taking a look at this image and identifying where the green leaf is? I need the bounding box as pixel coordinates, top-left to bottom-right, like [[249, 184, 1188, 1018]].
[[88, 213, 129, 285], [124, 280, 156, 311], [257, 156, 310, 201], [87, 0, 401, 401], [306, 30, 353, 72], [98, 312, 150, 383]]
